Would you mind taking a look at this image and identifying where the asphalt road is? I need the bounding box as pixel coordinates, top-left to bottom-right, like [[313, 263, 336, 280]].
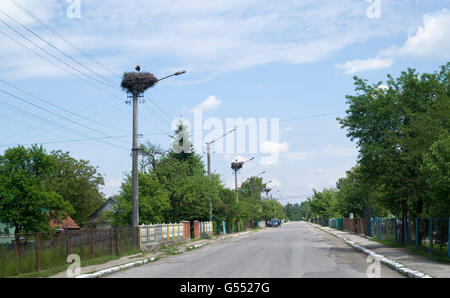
[[108, 221, 403, 278]]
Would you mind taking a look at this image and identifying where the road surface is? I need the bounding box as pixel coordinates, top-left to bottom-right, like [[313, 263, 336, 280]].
[[109, 221, 403, 278]]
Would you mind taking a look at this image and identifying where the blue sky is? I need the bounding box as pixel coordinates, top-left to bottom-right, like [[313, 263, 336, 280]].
[[0, 0, 449, 204]]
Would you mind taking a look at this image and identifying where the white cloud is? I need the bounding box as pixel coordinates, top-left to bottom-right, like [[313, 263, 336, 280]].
[[383, 9, 450, 59], [0, 0, 60, 25], [260, 141, 289, 154], [336, 57, 393, 74], [337, 9, 450, 74], [0, 0, 418, 80], [192, 95, 222, 112]]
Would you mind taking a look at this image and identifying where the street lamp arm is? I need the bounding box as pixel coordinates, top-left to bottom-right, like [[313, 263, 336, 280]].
[[206, 128, 236, 145], [158, 70, 187, 82], [243, 157, 255, 164]]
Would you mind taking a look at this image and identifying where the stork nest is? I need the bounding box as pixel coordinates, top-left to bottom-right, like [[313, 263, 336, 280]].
[[121, 72, 158, 95]]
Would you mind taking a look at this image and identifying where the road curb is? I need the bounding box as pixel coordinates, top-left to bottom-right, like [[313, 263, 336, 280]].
[[73, 229, 261, 278], [308, 222, 433, 278], [75, 257, 156, 278]]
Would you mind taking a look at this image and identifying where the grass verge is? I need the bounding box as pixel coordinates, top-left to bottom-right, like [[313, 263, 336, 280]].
[[5, 249, 142, 278], [371, 238, 450, 264]]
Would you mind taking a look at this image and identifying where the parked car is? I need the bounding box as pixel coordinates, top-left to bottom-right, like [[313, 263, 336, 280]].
[[269, 218, 281, 228]]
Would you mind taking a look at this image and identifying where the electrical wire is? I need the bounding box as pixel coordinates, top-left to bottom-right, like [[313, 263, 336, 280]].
[[8, 0, 121, 78], [0, 8, 117, 90], [0, 89, 130, 150]]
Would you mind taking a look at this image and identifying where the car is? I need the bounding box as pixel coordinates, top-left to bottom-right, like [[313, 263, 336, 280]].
[[269, 218, 281, 228]]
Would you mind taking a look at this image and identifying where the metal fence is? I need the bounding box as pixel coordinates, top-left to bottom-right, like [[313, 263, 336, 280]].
[[199, 221, 213, 234], [315, 217, 450, 258], [0, 227, 139, 277], [373, 217, 450, 257], [138, 223, 186, 246]]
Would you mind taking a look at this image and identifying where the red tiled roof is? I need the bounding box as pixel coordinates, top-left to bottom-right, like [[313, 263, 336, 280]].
[[49, 213, 80, 230]]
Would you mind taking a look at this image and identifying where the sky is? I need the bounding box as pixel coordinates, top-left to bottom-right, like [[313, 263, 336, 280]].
[[0, 0, 449, 205]]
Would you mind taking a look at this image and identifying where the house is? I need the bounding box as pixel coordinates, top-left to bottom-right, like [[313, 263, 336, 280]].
[[0, 223, 15, 245], [49, 213, 80, 231], [86, 197, 118, 229], [0, 213, 79, 245]]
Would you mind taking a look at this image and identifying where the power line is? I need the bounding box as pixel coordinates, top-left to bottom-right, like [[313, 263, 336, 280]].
[[8, 0, 120, 78], [0, 104, 123, 153], [0, 79, 129, 135], [139, 109, 167, 134], [280, 112, 344, 123], [0, 89, 129, 150], [147, 98, 175, 123], [0, 8, 117, 90], [0, 132, 170, 149], [0, 27, 122, 100]]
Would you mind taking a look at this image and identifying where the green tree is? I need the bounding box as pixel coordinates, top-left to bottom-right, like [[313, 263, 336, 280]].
[[0, 146, 73, 234], [48, 150, 106, 226], [421, 134, 450, 217], [339, 63, 450, 220], [307, 188, 341, 219], [110, 172, 171, 226], [336, 167, 387, 218], [261, 199, 284, 221]]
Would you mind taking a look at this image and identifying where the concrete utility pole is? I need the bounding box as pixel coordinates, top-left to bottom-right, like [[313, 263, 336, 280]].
[[231, 157, 254, 203], [206, 129, 235, 222], [230, 157, 254, 232], [122, 68, 186, 227], [250, 171, 266, 199], [131, 91, 139, 227], [270, 189, 280, 200]]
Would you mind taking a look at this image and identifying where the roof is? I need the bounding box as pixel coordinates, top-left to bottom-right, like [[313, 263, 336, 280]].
[[87, 197, 118, 222], [49, 213, 80, 230]]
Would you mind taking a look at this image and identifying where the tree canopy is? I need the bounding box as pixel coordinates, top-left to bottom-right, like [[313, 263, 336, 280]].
[[298, 63, 449, 221]]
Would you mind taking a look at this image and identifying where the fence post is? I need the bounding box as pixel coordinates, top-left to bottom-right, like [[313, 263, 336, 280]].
[[403, 216, 407, 246], [109, 229, 113, 255], [429, 217, 433, 255], [415, 218, 419, 250], [35, 232, 40, 272], [394, 218, 398, 243], [370, 217, 373, 237], [90, 229, 95, 258], [377, 218, 381, 240], [138, 226, 142, 249], [114, 229, 119, 256], [386, 219, 389, 241], [66, 230, 71, 258]]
